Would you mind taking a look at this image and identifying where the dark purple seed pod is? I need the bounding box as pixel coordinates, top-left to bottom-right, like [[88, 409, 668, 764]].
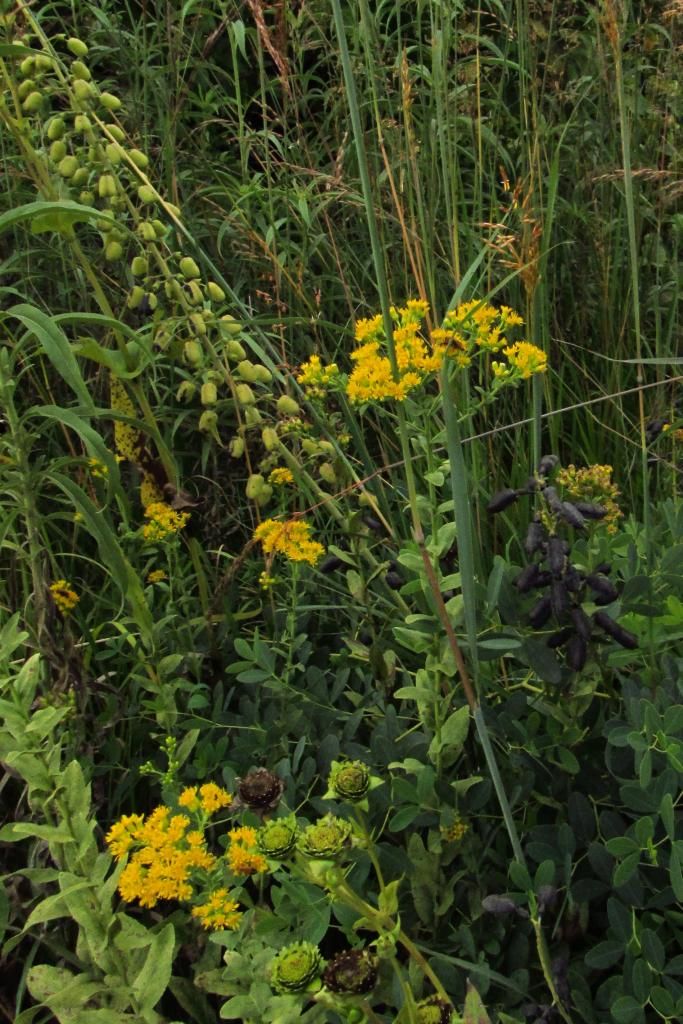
[[570, 606, 592, 641], [534, 570, 553, 588], [594, 562, 612, 576], [385, 571, 403, 590], [547, 626, 574, 649], [593, 611, 638, 649], [487, 488, 519, 514], [575, 502, 608, 520], [525, 518, 548, 557], [529, 594, 552, 629], [587, 574, 618, 604], [362, 514, 384, 533], [320, 555, 344, 574], [544, 486, 564, 514], [563, 566, 584, 593], [645, 418, 668, 444], [566, 634, 588, 671], [550, 578, 570, 620], [521, 476, 539, 493], [481, 895, 518, 915], [538, 454, 559, 477], [561, 502, 586, 529], [547, 536, 566, 577], [515, 564, 541, 592]]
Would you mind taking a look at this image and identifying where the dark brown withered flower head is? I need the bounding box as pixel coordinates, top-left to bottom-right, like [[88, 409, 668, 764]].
[[237, 768, 284, 811], [322, 949, 378, 994], [415, 995, 455, 1024]]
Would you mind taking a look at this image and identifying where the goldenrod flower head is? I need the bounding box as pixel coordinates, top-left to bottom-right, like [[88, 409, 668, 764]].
[[178, 786, 200, 811], [253, 518, 324, 565], [199, 782, 232, 815], [503, 341, 548, 378], [110, 377, 142, 463], [140, 473, 164, 509], [142, 502, 190, 543], [88, 457, 108, 479], [269, 467, 294, 486], [49, 580, 79, 615], [296, 354, 340, 397], [347, 302, 439, 404], [105, 813, 144, 860], [226, 825, 269, 876], [191, 888, 242, 931], [440, 817, 470, 843], [556, 463, 622, 533], [147, 569, 167, 584]]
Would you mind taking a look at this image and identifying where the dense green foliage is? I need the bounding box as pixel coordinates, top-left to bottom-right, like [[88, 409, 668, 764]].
[[0, 2, 681, 1023]]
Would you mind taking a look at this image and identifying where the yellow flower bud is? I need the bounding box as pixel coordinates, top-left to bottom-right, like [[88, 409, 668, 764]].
[[67, 38, 89, 58], [276, 395, 300, 417]]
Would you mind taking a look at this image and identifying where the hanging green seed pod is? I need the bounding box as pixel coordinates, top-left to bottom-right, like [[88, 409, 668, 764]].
[[261, 427, 279, 451], [137, 221, 157, 242], [219, 314, 242, 336], [49, 139, 68, 163], [175, 381, 196, 403], [70, 60, 91, 81], [189, 312, 207, 336], [185, 280, 204, 305], [79, 190, 94, 206], [198, 410, 218, 435], [128, 148, 149, 169], [229, 436, 245, 458], [319, 462, 337, 486], [243, 406, 262, 426], [72, 79, 93, 103], [105, 142, 122, 164], [19, 56, 34, 77], [46, 116, 66, 140], [106, 124, 125, 143], [100, 91, 122, 111], [246, 474, 266, 499], [206, 281, 225, 302], [137, 184, 156, 204], [225, 338, 246, 361], [237, 360, 259, 383], [200, 382, 217, 406], [67, 38, 89, 58], [74, 113, 91, 133], [131, 256, 148, 277], [98, 174, 117, 197], [183, 340, 203, 366], [71, 167, 89, 187], [22, 91, 43, 113], [235, 384, 256, 406], [252, 364, 273, 384], [127, 286, 145, 309], [179, 256, 201, 280], [104, 240, 123, 262], [276, 395, 300, 417], [58, 155, 80, 179], [17, 79, 36, 100]]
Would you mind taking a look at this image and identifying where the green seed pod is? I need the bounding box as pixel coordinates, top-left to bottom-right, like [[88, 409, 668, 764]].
[[71, 167, 89, 186], [58, 155, 80, 179], [128, 148, 149, 169], [19, 56, 34, 77], [253, 364, 273, 384], [67, 38, 89, 58], [261, 427, 279, 452], [147, 292, 158, 311], [100, 91, 122, 111], [243, 406, 262, 427], [185, 280, 204, 305], [319, 440, 335, 455], [246, 473, 266, 500], [229, 436, 245, 458], [127, 286, 145, 309], [137, 184, 156, 204], [327, 760, 371, 802], [105, 240, 123, 262], [152, 219, 166, 238], [257, 816, 298, 859], [73, 113, 91, 133], [176, 380, 196, 403], [96, 217, 114, 233], [22, 91, 43, 113], [235, 383, 256, 406], [276, 395, 300, 417], [46, 116, 66, 140], [237, 359, 259, 383], [78, 190, 94, 206], [319, 462, 337, 486], [183, 340, 203, 366], [270, 942, 324, 995], [225, 339, 246, 362], [35, 55, 54, 72], [198, 410, 218, 434], [70, 60, 91, 81], [301, 439, 320, 456], [107, 124, 125, 143], [219, 314, 242, 336], [105, 142, 122, 164], [179, 256, 201, 280], [189, 312, 207, 336], [131, 256, 148, 277], [164, 279, 184, 302], [98, 174, 117, 198], [137, 220, 157, 242], [166, 202, 181, 219], [201, 382, 217, 406], [297, 814, 353, 859], [17, 79, 35, 100], [72, 79, 93, 103], [206, 281, 225, 302], [49, 139, 68, 163], [254, 484, 272, 507]]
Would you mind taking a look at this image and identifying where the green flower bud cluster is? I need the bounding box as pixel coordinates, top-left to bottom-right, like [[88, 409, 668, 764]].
[[297, 814, 353, 859], [257, 816, 298, 859], [270, 942, 325, 994], [415, 996, 455, 1024], [327, 760, 371, 802]]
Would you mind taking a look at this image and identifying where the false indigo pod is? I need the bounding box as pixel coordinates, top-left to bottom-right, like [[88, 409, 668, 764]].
[[575, 502, 608, 520], [587, 574, 618, 605], [561, 502, 586, 529], [563, 566, 584, 593], [570, 606, 593, 641], [385, 571, 403, 590], [566, 634, 588, 671], [529, 594, 552, 629], [320, 555, 344, 574], [481, 895, 526, 916], [362, 514, 384, 533], [537, 454, 559, 477], [487, 488, 518, 514], [594, 562, 612, 576], [593, 611, 638, 649], [544, 486, 564, 515], [550, 578, 570, 619], [547, 536, 566, 577], [547, 626, 574, 648], [525, 518, 548, 557], [515, 564, 541, 592]]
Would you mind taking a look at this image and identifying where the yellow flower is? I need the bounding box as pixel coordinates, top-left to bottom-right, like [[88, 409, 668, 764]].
[[147, 569, 167, 584], [503, 341, 548, 378], [253, 518, 324, 565], [105, 813, 144, 860], [178, 786, 200, 811], [199, 783, 232, 815], [191, 888, 242, 931], [111, 377, 142, 463], [49, 580, 79, 615], [88, 457, 108, 479], [556, 463, 622, 533], [269, 467, 294, 486], [142, 502, 190, 543], [296, 354, 339, 397], [226, 826, 269, 876]]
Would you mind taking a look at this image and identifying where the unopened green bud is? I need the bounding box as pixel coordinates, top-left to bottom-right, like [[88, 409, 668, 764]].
[[237, 359, 259, 383], [270, 942, 324, 995], [219, 314, 242, 336], [128, 148, 149, 169], [71, 167, 89, 187], [229, 436, 245, 458], [49, 139, 67, 163], [253, 364, 273, 384], [201, 382, 217, 406], [198, 410, 218, 435], [257, 816, 298, 859], [235, 383, 256, 406], [71, 60, 91, 81], [261, 427, 279, 451], [276, 395, 300, 417], [137, 220, 157, 242], [105, 240, 123, 262], [22, 91, 43, 113], [100, 91, 122, 111], [72, 79, 93, 102], [246, 473, 266, 499], [127, 286, 145, 309], [46, 117, 66, 140], [107, 124, 125, 143], [67, 38, 89, 58], [225, 338, 246, 362], [206, 281, 225, 302], [105, 142, 122, 164], [131, 256, 148, 277], [176, 380, 196, 403], [183, 340, 203, 366], [58, 155, 80, 179], [137, 184, 156, 204], [179, 256, 201, 280], [297, 814, 353, 859], [327, 760, 371, 802]]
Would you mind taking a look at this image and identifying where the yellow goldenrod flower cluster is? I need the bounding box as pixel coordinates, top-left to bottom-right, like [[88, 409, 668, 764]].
[[111, 377, 142, 464], [88, 457, 108, 479], [296, 354, 340, 397], [49, 579, 79, 615], [147, 568, 167, 584], [502, 341, 548, 378], [142, 501, 190, 542], [347, 300, 439, 404], [108, 806, 217, 908], [269, 467, 294, 486], [226, 825, 269, 876], [556, 464, 622, 533], [178, 783, 233, 815], [191, 888, 242, 931], [253, 518, 325, 565]]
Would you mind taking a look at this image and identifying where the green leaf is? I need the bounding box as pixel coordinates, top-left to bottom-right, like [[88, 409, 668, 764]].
[[132, 922, 175, 1011], [428, 705, 470, 765], [611, 995, 643, 1024], [613, 852, 640, 887], [24, 880, 94, 930], [463, 980, 492, 1024], [640, 928, 665, 971], [378, 879, 401, 917], [8, 304, 94, 409], [670, 842, 683, 901], [0, 200, 115, 238]]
